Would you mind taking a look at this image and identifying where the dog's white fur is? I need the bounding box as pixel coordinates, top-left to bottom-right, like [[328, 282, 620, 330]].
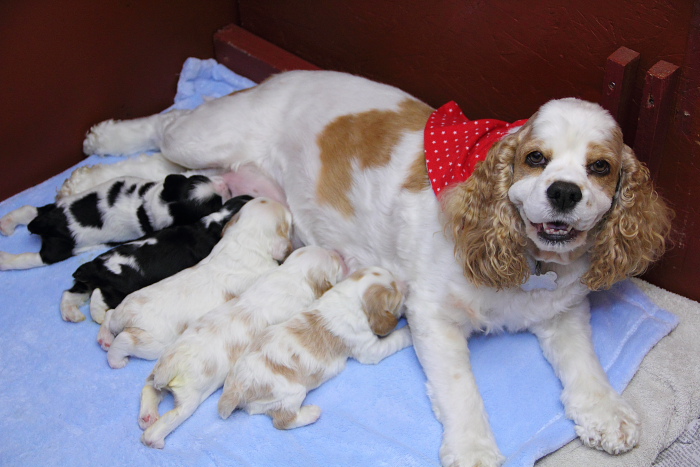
[[81, 70, 672, 466], [216, 266, 411, 428], [97, 197, 293, 368], [138, 245, 345, 448]]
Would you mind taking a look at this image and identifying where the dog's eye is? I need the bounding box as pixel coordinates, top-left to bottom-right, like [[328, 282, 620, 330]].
[[588, 160, 611, 175], [526, 151, 547, 167]]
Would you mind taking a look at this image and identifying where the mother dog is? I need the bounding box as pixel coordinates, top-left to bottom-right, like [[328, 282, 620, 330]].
[[79, 70, 671, 466]]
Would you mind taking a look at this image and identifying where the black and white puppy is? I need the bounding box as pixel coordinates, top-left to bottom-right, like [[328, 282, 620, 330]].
[[0, 174, 228, 271], [59, 195, 253, 323]]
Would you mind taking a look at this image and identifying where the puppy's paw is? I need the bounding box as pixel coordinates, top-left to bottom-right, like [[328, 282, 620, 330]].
[[57, 166, 98, 199], [0, 217, 16, 236], [139, 412, 159, 430], [107, 352, 129, 369], [0, 251, 11, 270], [572, 393, 640, 455], [141, 430, 165, 449], [83, 120, 118, 156], [97, 326, 114, 350], [60, 303, 86, 323], [440, 439, 505, 467]]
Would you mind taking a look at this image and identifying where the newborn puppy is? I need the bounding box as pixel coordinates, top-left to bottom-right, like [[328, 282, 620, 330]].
[[97, 198, 293, 368], [138, 246, 346, 449], [217, 267, 410, 428], [0, 174, 227, 270], [59, 195, 253, 323]]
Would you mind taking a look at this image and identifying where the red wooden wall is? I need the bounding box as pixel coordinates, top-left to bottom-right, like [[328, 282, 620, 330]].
[[0, 0, 236, 201]]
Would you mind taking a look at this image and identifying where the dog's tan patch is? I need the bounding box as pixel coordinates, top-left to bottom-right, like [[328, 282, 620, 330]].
[[226, 342, 244, 362], [176, 321, 189, 335], [349, 270, 365, 281], [277, 218, 291, 239], [265, 357, 299, 381], [316, 99, 433, 217], [363, 285, 401, 336], [587, 139, 622, 198], [202, 358, 218, 378], [402, 151, 430, 193], [290, 312, 348, 361]]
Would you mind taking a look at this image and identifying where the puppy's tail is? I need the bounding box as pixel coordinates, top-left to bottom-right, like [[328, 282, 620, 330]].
[[150, 354, 180, 391], [83, 110, 186, 156], [217, 375, 242, 419]]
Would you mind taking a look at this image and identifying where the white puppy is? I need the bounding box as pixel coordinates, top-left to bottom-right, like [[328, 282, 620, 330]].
[[217, 266, 411, 429], [138, 245, 346, 449], [97, 197, 293, 368]]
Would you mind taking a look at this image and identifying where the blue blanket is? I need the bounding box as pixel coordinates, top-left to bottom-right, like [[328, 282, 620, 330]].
[[0, 58, 679, 467]]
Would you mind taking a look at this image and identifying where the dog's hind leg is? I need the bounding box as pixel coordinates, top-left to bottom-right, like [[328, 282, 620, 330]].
[[60, 288, 90, 322], [83, 110, 187, 156], [89, 288, 109, 324], [139, 374, 164, 430], [0, 206, 38, 236], [0, 251, 45, 270], [141, 388, 203, 449], [108, 327, 166, 368], [97, 309, 116, 350]]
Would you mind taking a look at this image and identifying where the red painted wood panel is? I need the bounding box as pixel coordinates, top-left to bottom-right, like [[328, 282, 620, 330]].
[[0, 0, 236, 201]]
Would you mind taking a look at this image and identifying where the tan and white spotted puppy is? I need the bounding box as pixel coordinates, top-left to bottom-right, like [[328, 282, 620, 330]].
[[138, 246, 345, 449], [83, 71, 672, 466], [97, 197, 293, 368], [216, 266, 410, 429]]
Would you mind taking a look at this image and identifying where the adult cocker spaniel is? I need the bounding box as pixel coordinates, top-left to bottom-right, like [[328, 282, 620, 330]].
[[77, 70, 672, 466]]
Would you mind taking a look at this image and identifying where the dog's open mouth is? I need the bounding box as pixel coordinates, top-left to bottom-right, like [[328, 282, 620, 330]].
[[532, 221, 579, 243]]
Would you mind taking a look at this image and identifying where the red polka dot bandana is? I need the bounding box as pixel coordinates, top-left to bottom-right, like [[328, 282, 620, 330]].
[[424, 101, 528, 197]]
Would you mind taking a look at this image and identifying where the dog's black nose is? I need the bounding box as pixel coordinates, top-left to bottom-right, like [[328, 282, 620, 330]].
[[547, 181, 582, 212]]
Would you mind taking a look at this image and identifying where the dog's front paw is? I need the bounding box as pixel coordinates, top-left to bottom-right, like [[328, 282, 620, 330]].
[[440, 439, 505, 467], [571, 393, 640, 455]]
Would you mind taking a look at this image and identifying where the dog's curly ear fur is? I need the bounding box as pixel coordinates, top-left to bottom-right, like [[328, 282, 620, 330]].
[[441, 132, 530, 290], [583, 145, 673, 290]]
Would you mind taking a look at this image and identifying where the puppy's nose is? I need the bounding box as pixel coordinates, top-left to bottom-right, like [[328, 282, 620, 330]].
[[547, 181, 582, 212]]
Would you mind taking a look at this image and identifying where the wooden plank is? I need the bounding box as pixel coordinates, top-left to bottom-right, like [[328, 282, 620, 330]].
[[633, 60, 681, 179], [214, 24, 320, 83], [600, 47, 640, 128]]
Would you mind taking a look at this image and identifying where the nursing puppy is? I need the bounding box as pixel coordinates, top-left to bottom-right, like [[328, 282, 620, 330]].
[[97, 197, 293, 368], [59, 195, 253, 323], [0, 174, 227, 270], [138, 246, 345, 449], [217, 267, 410, 429]]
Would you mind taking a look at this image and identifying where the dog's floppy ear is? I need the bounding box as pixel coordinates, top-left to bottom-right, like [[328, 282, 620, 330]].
[[307, 270, 334, 298], [362, 283, 402, 336], [160, 174, 188, 202], [441, 130, 530, 290], [583, 145, 673, 290]]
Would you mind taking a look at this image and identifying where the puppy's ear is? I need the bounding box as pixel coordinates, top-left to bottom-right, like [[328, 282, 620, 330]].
[[362, 284, 402, 336], [441, 130, 529, 290], [160, 174, 187, 202], [583, 145, 673, 290], [307, 271, 334, 298]]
